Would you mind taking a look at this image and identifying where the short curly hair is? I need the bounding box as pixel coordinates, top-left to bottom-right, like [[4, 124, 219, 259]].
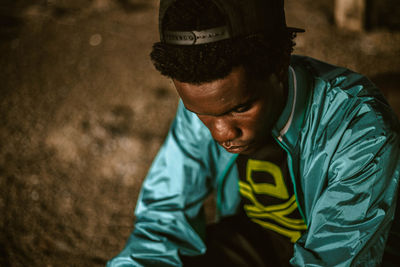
[[150, 0, 296, 84]]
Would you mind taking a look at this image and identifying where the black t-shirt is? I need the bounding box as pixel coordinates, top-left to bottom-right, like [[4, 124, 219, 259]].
[[236, 141, 307, 264]]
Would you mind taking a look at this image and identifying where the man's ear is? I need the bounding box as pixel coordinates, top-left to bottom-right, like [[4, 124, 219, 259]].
[[274, 58, 290, 100], [276, 56, 291, 83]]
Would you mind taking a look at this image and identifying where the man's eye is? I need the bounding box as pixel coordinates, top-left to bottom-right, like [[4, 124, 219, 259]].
[[234, 104, 251, 113]]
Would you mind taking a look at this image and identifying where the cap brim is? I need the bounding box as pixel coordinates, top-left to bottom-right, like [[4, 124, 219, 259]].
[[287, 27, 305, 33]]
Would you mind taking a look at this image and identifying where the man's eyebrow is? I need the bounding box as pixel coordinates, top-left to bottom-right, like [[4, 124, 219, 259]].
[[184, 98, 254, 116], [184, 106, 225, 116]]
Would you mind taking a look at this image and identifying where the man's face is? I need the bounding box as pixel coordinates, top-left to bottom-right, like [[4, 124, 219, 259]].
[[173, 67, 285, 155]]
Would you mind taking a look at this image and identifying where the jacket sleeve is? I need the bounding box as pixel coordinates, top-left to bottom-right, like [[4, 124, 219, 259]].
[[107, 101, 216, 267], [291, 100, 400, 267]]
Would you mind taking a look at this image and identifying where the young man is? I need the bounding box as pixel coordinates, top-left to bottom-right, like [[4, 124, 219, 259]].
[[108, 0, 400, 266]]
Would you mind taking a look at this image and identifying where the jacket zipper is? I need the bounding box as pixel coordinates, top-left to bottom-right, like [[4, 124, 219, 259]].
[[273, 136, 307, 225]]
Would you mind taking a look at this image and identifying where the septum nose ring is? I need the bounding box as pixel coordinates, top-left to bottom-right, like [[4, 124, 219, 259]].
[[223, 141, 232, 148]]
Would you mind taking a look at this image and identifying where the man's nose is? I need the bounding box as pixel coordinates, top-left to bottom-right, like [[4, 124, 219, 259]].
[[209, 117, 241, 143]]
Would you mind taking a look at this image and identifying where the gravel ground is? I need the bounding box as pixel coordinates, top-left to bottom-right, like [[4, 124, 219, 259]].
[[0, 0, 399, 266]]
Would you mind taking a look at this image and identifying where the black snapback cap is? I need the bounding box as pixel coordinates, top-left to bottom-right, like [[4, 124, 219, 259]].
[[159, 0, 304, 45]]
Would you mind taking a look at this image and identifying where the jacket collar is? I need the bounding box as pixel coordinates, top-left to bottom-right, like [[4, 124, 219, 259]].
[[272, 58, 312, 151]]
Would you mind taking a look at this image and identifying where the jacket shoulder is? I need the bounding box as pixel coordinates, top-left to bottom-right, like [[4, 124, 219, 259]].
[[291, 55, 377, 93], [291, 55, 351, 82]]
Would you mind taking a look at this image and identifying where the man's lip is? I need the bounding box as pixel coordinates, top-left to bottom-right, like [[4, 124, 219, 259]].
[[224, 144, 250, 153]]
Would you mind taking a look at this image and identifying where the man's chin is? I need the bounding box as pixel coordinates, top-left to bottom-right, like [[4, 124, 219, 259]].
[[238, 145, 258, 155]]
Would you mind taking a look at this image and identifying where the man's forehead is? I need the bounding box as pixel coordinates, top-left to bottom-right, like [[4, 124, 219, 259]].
[[174, 67, 247, 94], [173, 67, 263, 116]]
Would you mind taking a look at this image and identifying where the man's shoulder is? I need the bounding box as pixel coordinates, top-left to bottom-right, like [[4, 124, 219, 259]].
[[291, 55, 366, 85], [291, 55, 399, 137], [291, 54, 383, 100]]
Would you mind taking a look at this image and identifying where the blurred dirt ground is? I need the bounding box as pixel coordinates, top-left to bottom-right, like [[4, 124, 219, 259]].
[[0, 0, 399, 266]]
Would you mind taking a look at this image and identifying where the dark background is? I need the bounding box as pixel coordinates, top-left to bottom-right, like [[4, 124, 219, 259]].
[[0, 0, 399, 266]]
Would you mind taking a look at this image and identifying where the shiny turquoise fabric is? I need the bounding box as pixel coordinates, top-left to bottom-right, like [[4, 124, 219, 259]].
[[107, 56, 400, 267]]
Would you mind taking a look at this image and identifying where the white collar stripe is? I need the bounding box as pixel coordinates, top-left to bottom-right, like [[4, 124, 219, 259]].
[[278, 66, 297, 140]]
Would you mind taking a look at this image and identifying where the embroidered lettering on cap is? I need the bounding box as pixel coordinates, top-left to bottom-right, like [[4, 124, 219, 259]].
[[163, 26, 230, 45]]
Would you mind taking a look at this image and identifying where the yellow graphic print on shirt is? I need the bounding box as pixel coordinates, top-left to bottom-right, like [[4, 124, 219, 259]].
[[239, 159, 307, 243]]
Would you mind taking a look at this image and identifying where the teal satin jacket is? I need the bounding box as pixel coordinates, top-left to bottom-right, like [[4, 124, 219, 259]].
[[108, 56, 400, 267]]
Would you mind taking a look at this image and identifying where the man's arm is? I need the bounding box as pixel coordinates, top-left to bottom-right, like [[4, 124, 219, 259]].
[[291, 94, 400, 266], [107, 101, 216, 267]]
